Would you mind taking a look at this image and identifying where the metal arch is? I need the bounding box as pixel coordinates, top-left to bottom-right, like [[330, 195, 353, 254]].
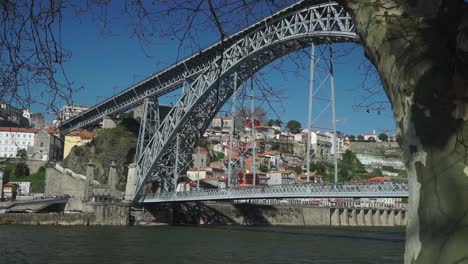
[[58, 0, 354, 135], [143, 182, 409, 203], [132, 2, 357, 204]]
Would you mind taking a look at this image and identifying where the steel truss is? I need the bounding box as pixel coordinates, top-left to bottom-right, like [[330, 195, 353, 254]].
[[59, 0, 355, 135], [133, 1, 357, 203], [143, 182, 409, 203]]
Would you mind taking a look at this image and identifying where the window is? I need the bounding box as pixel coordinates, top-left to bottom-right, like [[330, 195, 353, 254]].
[[40, 142, 43, 147]]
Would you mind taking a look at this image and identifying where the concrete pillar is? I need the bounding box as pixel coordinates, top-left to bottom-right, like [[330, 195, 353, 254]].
[[108, 161, 118, 192], [342, 209, 349, 226], [102, 116, 117, 129], [331, 208, 340, 226], [396, 210, 402, 226], [357, 209, 364, 226], [382, 210, 388, 226], [363, 210, 370, 226], [375, 210, 381, 226], [389, 210, 395, 226], [84, 162, 94, 202], [124, 163, 137, 201], [0, 169, 4, 200], [351, 209, 358, 226]]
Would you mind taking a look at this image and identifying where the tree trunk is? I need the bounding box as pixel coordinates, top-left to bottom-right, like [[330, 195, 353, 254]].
[[340, 0, 468, 263]]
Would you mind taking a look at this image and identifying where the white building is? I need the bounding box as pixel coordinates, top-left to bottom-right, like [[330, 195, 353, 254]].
[[0, 127, 37, 158], [211, 115, 222, 128], [266, 171, 296, 185], [58, 104, 89, 123]]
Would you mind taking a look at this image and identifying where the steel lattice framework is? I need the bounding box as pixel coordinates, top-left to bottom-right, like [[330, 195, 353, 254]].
[[132, 1, 357, 203], [58, 0, 354, 135], [143, 182, 409, 203]]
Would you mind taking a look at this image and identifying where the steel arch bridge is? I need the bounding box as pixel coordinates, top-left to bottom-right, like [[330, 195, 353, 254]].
[[133, 0, 357, 203], [59, 1, 408, 203]]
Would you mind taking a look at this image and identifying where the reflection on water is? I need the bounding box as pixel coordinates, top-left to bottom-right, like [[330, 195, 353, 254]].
[[0, 225, 404, 264]]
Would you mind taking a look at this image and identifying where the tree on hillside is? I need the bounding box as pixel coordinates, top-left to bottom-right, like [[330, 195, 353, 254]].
[[378, 133, 389, 142], [309, 161, 327, 175], [367, 136, 376, 142], [267, 119, 282, 127], [14, 162, 30, 177], [357, 135, 364, 141], [16, 149, 27, 160], [349, 135, 356, 141], [337, 150, 368, 182], [286, 120, 302, 134]]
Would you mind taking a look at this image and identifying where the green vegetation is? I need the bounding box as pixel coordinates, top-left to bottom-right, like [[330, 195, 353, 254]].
[[317, 150, 371, 182], [212, 151, 225, 161], [309, 161, 326, 175], [62, 118, 139, 190], [0, 162, 46, 193], [378, 133, 389, 142], [285, 120, 302, 134], [270, 141, 294, 154], [14, 162, 30, 177]]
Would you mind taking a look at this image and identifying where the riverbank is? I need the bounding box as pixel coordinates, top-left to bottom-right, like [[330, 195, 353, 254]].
[[0, 202, 130, 226]]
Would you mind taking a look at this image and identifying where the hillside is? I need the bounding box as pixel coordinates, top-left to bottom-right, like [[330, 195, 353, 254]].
[[62, 118, 139, 191]]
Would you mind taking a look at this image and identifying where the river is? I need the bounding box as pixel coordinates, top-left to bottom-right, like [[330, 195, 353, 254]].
[[0, 225, 404, 264]]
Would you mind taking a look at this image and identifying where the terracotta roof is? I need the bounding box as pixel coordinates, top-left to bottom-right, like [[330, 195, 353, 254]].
[[68, 130, 94, 139], [367, 176, 388, 182], [223, 116, 233, 120], [267, 170, 293, 174], [0, 127, 39, 133], [3, 182, 17, 187], [259, 150, 281, 156]]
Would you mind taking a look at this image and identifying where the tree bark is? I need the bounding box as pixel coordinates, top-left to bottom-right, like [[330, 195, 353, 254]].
[[339, 0, 468, 263]]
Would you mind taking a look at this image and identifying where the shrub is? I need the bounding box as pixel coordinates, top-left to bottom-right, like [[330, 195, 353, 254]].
[[14, 162, 30, 177]]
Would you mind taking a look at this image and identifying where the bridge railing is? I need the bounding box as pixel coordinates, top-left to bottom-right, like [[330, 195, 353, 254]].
[[143, 182, 409, 203]]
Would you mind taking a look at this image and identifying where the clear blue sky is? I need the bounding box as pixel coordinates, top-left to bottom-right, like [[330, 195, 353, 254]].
[[41, 4, 396, 136]]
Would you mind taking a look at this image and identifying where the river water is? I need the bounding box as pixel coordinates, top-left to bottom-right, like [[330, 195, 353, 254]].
[[0, 225, 404, 264]]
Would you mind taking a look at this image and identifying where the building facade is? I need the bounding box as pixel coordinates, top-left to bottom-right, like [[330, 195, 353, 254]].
[[0, 101, 30, 127], [32, 128, 64, 161], [0, 127, 37, 158], [58, 104, 90, 123], [63, 130, 94, 159]]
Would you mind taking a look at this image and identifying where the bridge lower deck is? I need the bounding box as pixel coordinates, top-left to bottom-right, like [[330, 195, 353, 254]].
[[143, 182, 408, 203]]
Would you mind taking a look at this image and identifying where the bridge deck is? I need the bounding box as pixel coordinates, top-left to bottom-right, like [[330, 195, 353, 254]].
[[143, 182, 408, 203]]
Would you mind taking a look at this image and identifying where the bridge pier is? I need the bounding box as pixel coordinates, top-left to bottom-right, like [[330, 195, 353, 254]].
[[357, 209, 365, 226], [101, 116, 117, 129], [124, 164, 137, 201], [350, 209, 358, 226], [389, 210, 395, 226], [341, 209, 349, 226]]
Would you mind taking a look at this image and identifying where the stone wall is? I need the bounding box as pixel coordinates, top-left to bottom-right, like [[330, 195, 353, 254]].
[[0, 203, 130, 226], [349, 141, 402, 157], [45, 168, 86, 210], [329, 208, 407, 226], [148, 202, 408, 227]]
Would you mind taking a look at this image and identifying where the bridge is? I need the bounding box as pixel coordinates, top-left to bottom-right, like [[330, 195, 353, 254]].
[[143, 182, 408, 203], [58, 1, 408, 204]]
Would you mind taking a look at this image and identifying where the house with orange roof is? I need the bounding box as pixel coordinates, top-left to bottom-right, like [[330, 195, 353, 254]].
[[258, 150, 282, 169], [296, 172, 324, 183], [63, 130, 95, 159]]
